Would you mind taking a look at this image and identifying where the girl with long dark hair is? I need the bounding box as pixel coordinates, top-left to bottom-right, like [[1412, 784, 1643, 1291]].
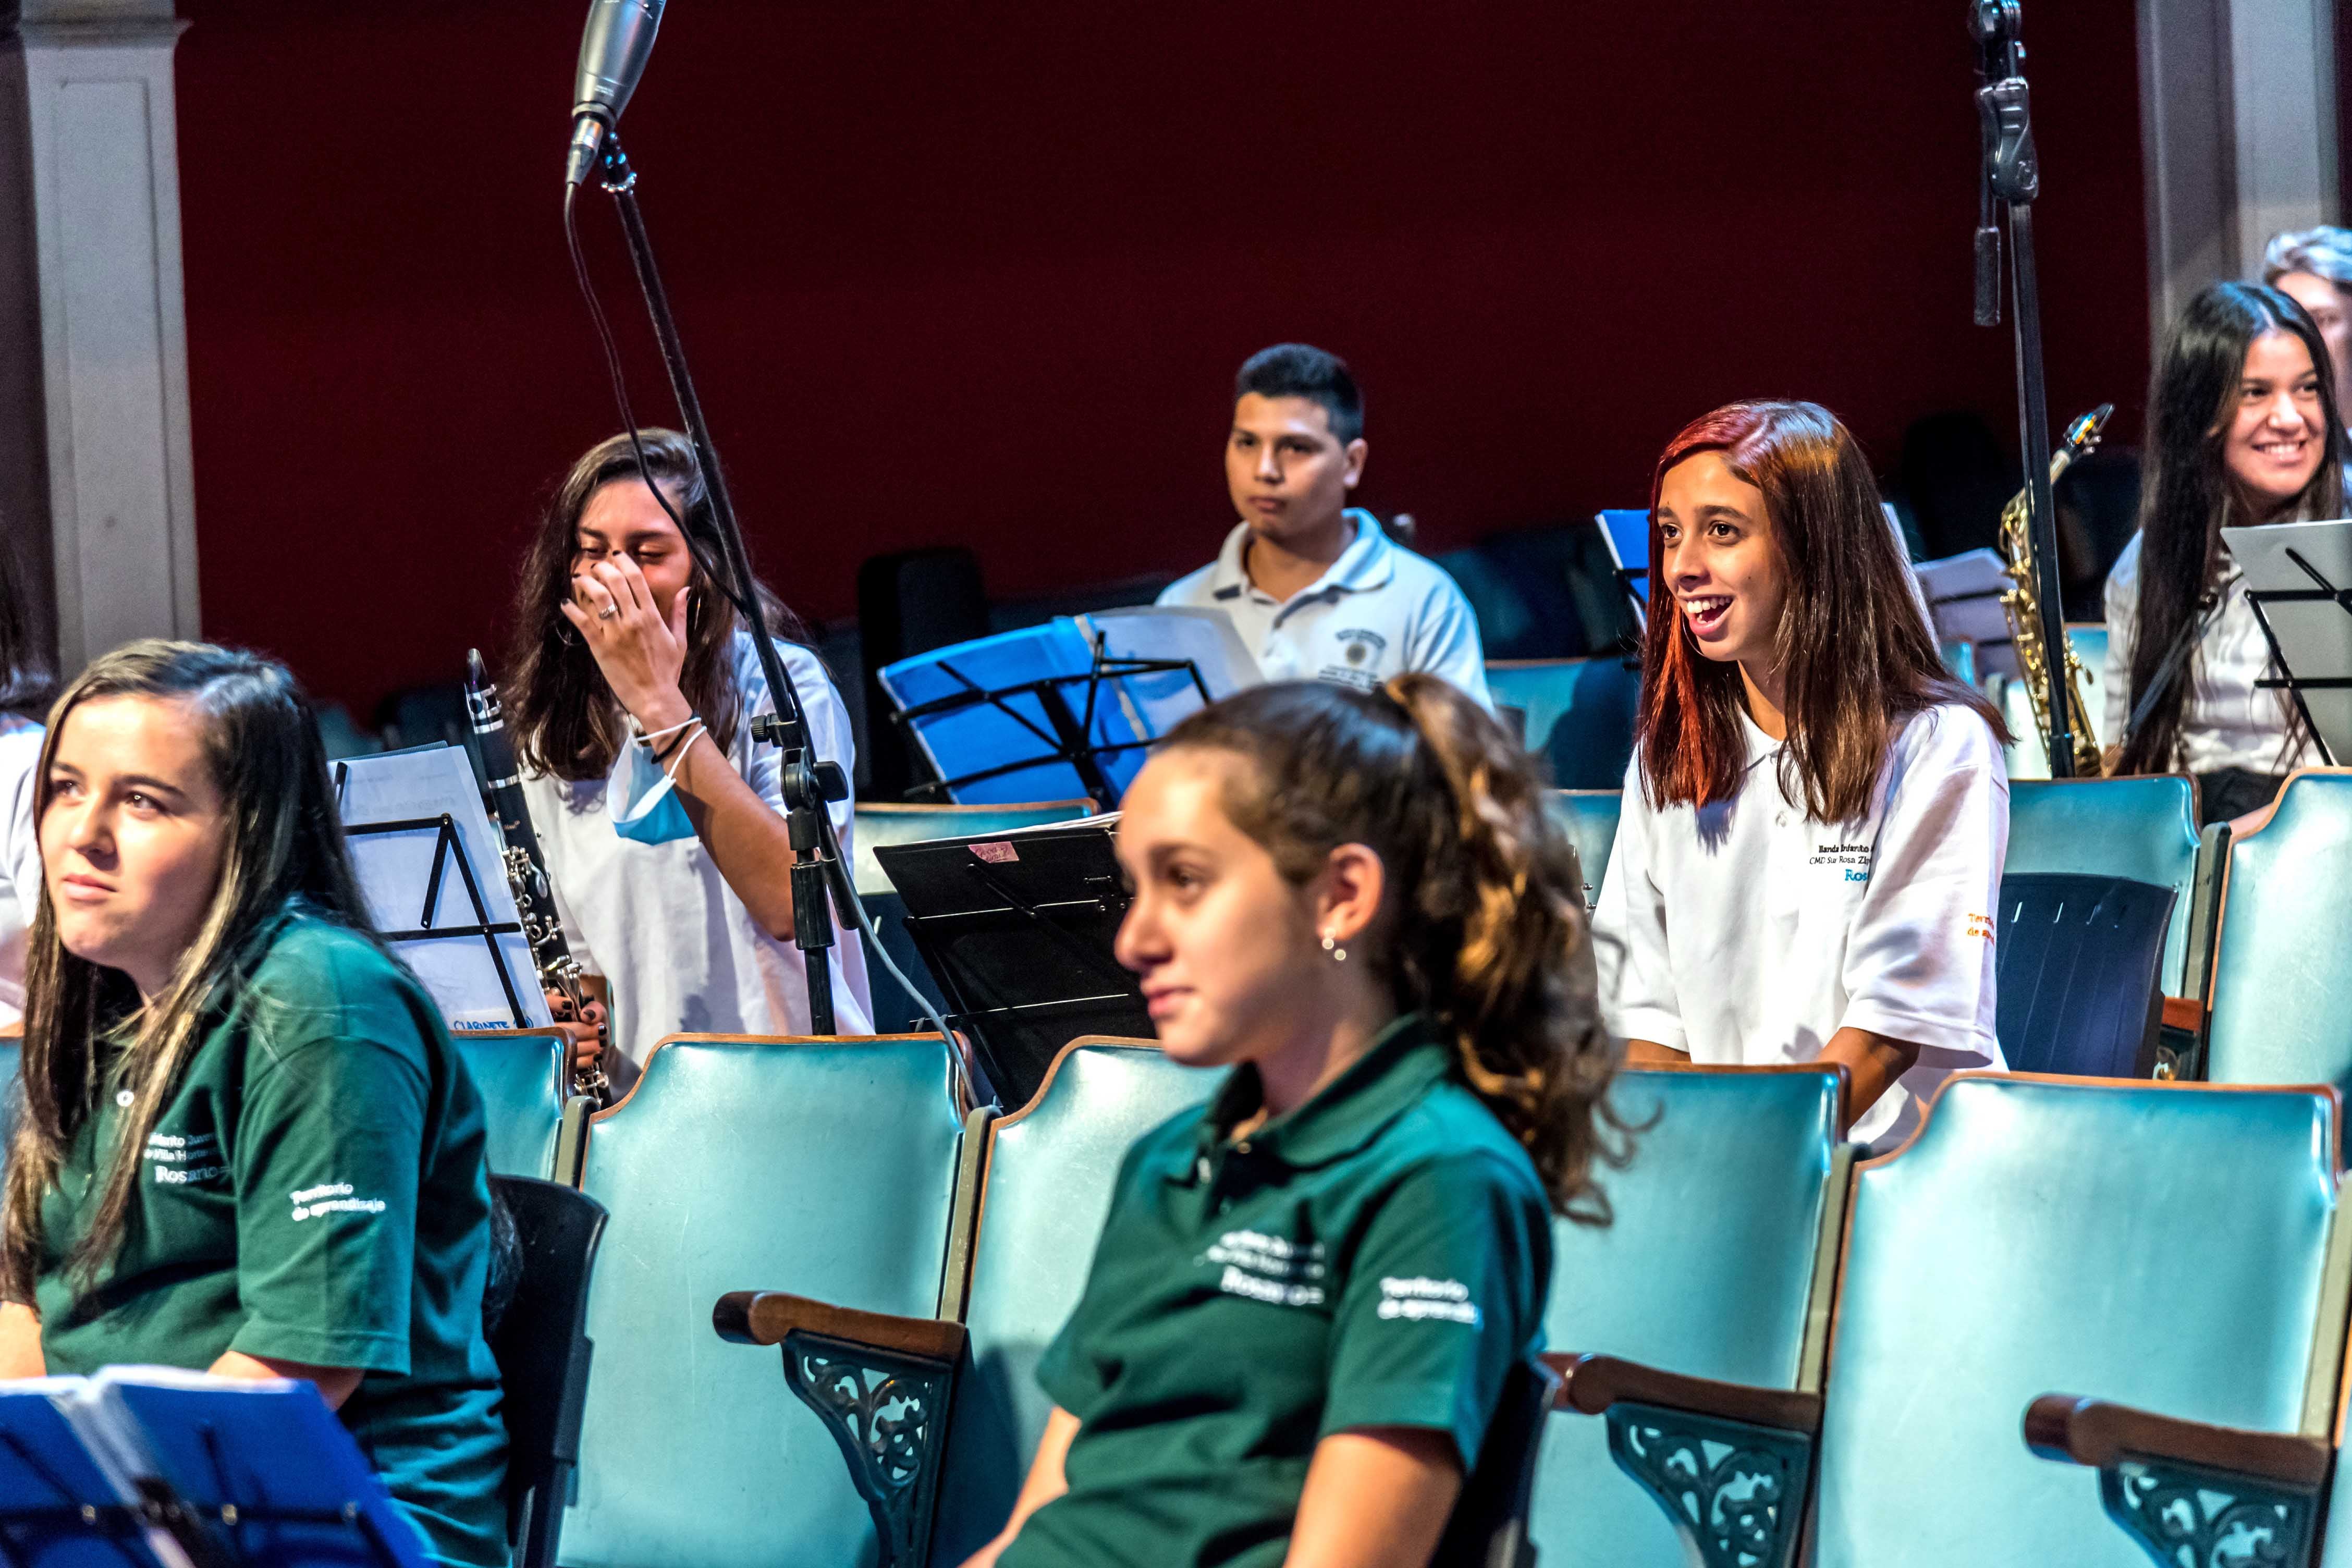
[[0, 642, 507, 1567], [964, 675, 1624, 1568], [2103, 282, 2348, 824], [1591, 400, 2010, 1151], [0, 536, 55, 1028], [503, 430, 869, 1086]]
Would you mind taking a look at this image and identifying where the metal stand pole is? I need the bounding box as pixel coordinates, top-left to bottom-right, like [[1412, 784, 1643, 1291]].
[[596, 134, 848, 1032], [1974, 0, 2077, 776]]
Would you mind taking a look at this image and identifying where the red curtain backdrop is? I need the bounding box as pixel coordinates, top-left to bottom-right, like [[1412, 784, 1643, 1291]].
[[174, 0, 2148, 717]]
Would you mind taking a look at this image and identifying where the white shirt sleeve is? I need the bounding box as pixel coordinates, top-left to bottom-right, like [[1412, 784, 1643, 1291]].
[[1404, 577, 1494, 712], [2, 735, 38, 929], [1838, 709, 2007, 1067], [1588, 757, 1684, 1051], [741, 641, 858, 850], [2102, 534, 2140, 744]]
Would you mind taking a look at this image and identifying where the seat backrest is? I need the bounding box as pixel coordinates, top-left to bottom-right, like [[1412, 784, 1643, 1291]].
[[1812, 1075, 2343, 1567], [1993, 873, 2172, 1077], [1544, 790, 1624, 909], [929, 1039, 1211, 1566], [566, 1035, 968, 1568], [1532, 1065, 1846, 1568], [2206, 773, 2352, 1091], [1487, 660, 1638, 790], [487, 1174, 609, 1568], [453, 1030, 569, 1181], [2005, 777, 2203, 997]]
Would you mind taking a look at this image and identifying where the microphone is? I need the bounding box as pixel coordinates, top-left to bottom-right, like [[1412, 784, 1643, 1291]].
[[566, 0, 666, 188]]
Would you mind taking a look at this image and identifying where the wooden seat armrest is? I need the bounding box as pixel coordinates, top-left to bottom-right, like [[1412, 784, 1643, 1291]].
[[1543, 1352, 1823, 1435], [2023, 1395, 2330, 1488], [2159, 996, 2205, 1035], [712, 1290, 969, 1363]]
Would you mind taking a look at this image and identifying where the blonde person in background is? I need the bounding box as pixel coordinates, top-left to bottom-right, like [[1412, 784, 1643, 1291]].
[[2264, 227, 2352, 428]]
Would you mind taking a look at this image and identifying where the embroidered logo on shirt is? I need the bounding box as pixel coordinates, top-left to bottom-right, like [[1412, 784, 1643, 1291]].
[[1334, 628, 1387, 667], [289, 1183, 388, 1222], [1206, 1229, 1327, 1308], [1965, 911, 1996, 941], [145, 1131, 226, 1187], [1809, 840, 1873, 883], [1376, 1276, 1481, 1327]]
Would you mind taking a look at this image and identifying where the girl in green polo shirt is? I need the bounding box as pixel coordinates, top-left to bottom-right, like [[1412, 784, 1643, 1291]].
[[0, 641, 508, 1568], [968, 674, 1627, 1568]]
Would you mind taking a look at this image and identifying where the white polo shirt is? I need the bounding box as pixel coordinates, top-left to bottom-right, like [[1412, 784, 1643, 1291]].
[[1591, 702, 2009, 1150], [0, 716, 39, 1027], [2102, 533, 2311, 775], [1157, 509, 1494, 710], [524, 633, 874, 1062]]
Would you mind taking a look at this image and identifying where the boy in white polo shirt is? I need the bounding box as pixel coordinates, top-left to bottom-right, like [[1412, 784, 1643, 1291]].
[[1591, 400, 2010, 1152], [1158, 344, 1493, 710]]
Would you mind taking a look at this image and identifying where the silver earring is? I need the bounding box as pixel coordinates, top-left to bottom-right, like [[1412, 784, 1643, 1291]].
[[1322, 934, 1348, 963]]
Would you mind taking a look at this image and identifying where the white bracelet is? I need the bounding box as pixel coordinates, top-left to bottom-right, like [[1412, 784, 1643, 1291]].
[[634, 714, 703, 749]]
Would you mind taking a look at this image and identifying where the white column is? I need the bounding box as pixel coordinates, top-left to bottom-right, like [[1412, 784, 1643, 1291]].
[[15, 0, 199, 673]]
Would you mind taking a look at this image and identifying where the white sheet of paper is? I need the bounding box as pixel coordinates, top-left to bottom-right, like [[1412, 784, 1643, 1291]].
[[1916, 548, 2019, 675], [2223, 518, 2352, 764], [1072, 605, 1264, 742], [333, 745, 551, 1031]]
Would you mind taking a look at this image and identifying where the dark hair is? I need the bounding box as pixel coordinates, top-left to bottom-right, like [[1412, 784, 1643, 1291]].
[[0, 534, 54, 719], [1235, 344, 1364, 445], [1638, 400, 2005, 823], [504, 430, 813, 781], [1161, 675, 1628, 1222], [3, 641, 380, 1300], [2119, 283, 2347, 774]]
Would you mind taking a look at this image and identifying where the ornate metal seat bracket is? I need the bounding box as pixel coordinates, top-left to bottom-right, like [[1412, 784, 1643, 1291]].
[[1603, 1399, 1814, 1568], [2098, 1455, 2319, 1568], [780, 1328, 960, 1568]]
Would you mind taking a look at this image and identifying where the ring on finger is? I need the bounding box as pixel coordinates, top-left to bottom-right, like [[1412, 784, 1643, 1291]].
[[596, 604, 620, 620]]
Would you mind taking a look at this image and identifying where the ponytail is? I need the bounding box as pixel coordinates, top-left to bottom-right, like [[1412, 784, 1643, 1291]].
[[1159, 676, 1631, 1222]]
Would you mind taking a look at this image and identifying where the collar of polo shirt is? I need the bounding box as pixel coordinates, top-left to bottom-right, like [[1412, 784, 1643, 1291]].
[[1167, 1013, 1456, 1180], [1209, 508, 1401, 607]]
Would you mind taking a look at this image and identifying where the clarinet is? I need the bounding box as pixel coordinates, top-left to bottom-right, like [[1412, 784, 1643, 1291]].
[[466, 649, 611, 1106]]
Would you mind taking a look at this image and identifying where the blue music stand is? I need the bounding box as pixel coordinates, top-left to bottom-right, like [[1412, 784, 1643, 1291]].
[[1593, 508, 1649, 628], [877, 623, 1212, 809], [0, 1373, 426, 1568]]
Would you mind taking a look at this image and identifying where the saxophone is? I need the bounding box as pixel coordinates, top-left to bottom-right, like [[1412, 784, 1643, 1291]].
[[466, 649, 611, 1106], [1998, 405, 2112, 778]]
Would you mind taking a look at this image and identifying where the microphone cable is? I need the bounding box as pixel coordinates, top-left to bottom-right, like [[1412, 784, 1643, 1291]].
[[560, 178, 991, 1108]]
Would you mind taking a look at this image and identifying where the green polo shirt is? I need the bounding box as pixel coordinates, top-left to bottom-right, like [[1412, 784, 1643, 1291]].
[[32, 911, 509, 1568], [1005, 1014, 1551, 1568]]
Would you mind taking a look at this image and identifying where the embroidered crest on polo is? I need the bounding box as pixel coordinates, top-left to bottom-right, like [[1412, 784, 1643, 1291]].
[[1206, 1228, 1328, 1308], [143, 1130, 226, 1186]]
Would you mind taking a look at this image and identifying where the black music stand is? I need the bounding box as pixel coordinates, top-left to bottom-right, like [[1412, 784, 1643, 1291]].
[[335, 760, 534, 1030], [2225, 522, 2352, 767], [874, 821, 1149, 1110]]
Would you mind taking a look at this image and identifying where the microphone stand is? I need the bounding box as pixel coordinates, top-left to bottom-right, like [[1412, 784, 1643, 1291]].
[[592, 133, 854, 1033], [1971, 0, 2077, 776]]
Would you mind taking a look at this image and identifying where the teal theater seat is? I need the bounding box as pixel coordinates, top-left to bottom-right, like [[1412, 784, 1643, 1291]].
[[1559, 1075, 2343, 1566], [2005, 776, 2206, 999], [1533, 1065, 1848, 1568], [1487, 658, 1639, 790], [853, 801, 1095, 1033], [2201, 772, 2352, 1094], [715, 1037, 1209, 1567], [1814, 1077, 2338, 1564], [451, 1027, 574, 1182], [566, 1033, 969, 1568], [1545, 790, 1624, 909]]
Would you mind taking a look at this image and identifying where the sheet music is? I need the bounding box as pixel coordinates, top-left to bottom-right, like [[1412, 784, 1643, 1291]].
[[1915, 548, 2018, 677], [1072, 605, 1263, 740], [334, 746, 551, 1031], [2223, 518, 2352, 764]]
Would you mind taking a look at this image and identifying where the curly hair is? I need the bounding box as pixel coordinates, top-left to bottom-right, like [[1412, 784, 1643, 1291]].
[[1159, 675, 1631, 1222]]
